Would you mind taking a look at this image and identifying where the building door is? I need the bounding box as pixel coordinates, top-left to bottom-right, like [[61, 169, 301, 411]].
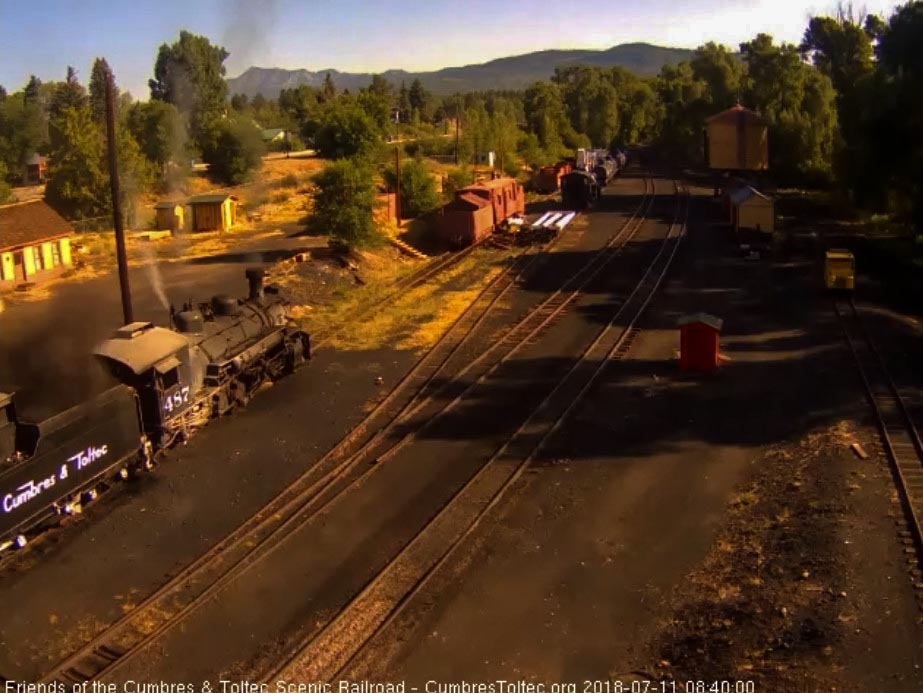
[[12, 251, 25, 283]]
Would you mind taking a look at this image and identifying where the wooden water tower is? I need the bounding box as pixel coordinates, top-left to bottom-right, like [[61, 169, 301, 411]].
[[704, 104, 769, 195]]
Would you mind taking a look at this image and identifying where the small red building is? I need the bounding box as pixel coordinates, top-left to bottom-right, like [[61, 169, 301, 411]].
[[678, 313, 723, 373]]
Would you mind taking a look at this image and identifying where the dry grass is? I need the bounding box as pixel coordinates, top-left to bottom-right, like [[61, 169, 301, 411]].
[[284, 247, 505, 353]]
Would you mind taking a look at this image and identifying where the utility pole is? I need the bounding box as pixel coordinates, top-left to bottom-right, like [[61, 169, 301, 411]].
[[105, 69, 133, 325], [394, 143, 402, 228], [454, 97, 460, 165]]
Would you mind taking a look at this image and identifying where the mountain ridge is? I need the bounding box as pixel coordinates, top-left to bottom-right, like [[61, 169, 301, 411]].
[[226, 42, 695, 99]]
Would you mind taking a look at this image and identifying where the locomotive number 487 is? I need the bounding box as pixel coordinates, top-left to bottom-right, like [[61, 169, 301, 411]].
[[163, 386, 191, 415]]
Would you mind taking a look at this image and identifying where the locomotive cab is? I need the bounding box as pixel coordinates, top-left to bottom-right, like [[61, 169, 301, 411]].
[[94, 322, 194, 445]]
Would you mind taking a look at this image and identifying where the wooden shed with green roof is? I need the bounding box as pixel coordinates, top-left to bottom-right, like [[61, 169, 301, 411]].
[[187, 194, 239, 232], [153, 200, 185, 232]]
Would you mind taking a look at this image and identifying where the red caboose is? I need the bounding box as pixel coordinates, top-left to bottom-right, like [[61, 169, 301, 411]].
[[439, 177, 525, 247]]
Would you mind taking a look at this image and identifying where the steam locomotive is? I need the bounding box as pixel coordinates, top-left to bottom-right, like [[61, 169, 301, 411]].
[[0, 269, 310, 552], [561, 148, 628, 209]]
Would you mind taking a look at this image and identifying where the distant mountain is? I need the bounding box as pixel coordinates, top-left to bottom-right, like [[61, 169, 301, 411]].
[[227, 43, 695, 99]]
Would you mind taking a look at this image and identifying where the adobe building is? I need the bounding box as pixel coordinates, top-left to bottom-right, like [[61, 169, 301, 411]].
[[0, 199, 75, 287]]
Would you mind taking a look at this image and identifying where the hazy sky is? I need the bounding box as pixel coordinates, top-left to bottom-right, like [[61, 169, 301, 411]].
[[0, 0, 906, 99]]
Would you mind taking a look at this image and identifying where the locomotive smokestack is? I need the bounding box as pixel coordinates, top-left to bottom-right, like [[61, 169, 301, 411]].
[[246, 268, 266, 301]]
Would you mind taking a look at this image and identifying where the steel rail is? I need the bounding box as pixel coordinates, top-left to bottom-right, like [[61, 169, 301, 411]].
[[269, 180, 689, 682], [834, 297, 923, 563]]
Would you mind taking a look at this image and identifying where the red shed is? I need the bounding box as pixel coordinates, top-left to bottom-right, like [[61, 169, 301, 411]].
[[678, 313, 723, 373]]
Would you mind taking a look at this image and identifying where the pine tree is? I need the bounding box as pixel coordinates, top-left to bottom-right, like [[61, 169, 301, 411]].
[[322, 72, 336, 102], [397, 82, 410, 122], [44, 104, 109, 220], [49, 68, 88, 150], [88, 58, 115, 124], [23, 75, 42, 105]]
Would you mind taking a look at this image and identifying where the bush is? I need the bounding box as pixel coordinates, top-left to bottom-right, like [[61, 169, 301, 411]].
[[383, 159, 441, 219], [314, 100, 382, 160], [272, 191, 291, 204], [309, 158, 381, 248], [444, 167, 474, 197], [203, 118, 265, 185], [0, 162, 11, 205], [279, 173, 299, 188], [502, 156, 522, 179]]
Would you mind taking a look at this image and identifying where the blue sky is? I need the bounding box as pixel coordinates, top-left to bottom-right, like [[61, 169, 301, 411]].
[[0, 0, 905, 99]]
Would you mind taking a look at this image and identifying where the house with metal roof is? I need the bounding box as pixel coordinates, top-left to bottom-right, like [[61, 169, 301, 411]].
[[153, 200, 185, 233], [260, 128, 287, 143], [728, 185, 775, 236], [0, 199, 75, 288], [187, 194, 239, 232]]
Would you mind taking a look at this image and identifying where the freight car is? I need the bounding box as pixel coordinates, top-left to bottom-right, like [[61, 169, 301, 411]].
[[535, 161, 572, 194], [592, 156, 618, 187], [561, 170, 600, 210], [824, 249, 855, 290], [439, 176, 526, 248], [0, 269, 310, 553]]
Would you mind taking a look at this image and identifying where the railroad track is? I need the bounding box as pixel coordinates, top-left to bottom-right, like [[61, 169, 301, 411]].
[[40, 174, 656, 684], [269, 179, 689, 681], [37, 234, 536, 685], [834, 297, 923, 567]]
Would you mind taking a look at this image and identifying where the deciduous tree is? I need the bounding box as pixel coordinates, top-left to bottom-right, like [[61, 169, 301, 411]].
[[384, 158, 439, 218], [201, 116, 265, 185], [149, 31, 229, 154], [314, 98, 381, 159], [309, 158, 380, 247]]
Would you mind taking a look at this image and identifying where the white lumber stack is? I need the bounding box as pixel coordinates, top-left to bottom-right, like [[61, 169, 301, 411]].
[[554, 211, 577, 230], [542, 213, 563, 229], [531, 212, 554, 229]]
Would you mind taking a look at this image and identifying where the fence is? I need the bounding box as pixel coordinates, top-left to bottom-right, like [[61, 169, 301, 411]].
[[71, 216, 113, 234]]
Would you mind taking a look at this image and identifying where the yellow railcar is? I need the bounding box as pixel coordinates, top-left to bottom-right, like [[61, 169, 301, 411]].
[[825, 249, 855, 290]]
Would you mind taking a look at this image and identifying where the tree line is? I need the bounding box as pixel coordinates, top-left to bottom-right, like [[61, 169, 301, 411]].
[[0, 3, 920, 236]]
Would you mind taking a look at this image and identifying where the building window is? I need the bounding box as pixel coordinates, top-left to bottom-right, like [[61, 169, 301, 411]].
[[51, 242, 61, 267], [31, 246, 43, 271]]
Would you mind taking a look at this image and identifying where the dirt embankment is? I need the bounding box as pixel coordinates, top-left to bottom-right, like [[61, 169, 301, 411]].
[[646, 419, 922, 691]]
